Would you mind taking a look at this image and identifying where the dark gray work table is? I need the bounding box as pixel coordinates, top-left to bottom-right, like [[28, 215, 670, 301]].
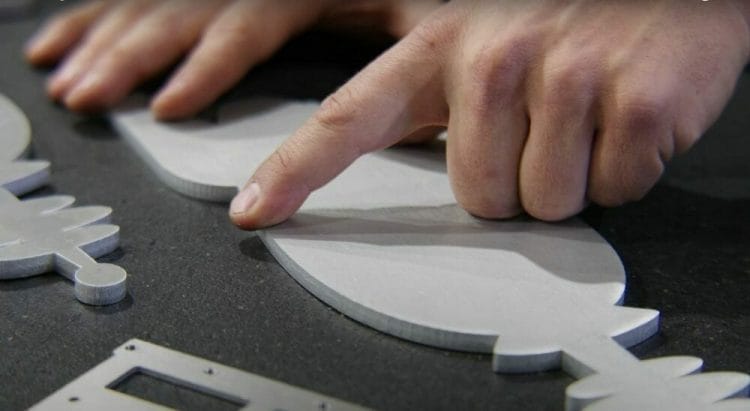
[[1, 3, 748, 410]]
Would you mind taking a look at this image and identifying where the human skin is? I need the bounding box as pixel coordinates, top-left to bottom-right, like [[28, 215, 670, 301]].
[[25, 0, 441, 118], [26, 0, 750, 227]]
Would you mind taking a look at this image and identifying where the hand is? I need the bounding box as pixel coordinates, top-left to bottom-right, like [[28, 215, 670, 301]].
[[25, 0, 442, 119], [229, 0, 750, 228]]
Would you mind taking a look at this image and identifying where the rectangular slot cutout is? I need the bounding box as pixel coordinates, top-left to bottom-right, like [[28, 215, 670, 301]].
[[111, 370, 245, 411]]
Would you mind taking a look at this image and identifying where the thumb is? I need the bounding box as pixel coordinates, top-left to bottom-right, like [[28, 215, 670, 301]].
[[229, 27, 447, 230]]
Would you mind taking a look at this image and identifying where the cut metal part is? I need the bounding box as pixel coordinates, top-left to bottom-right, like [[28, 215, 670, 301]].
[[0, 92, 126, 305], [32, 339, 370, 411], [0, 189, 126, 305], [0, 93, 32, 161]]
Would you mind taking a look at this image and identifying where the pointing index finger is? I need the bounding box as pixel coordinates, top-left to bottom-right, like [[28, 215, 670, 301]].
[[229, 23, 449, 229]]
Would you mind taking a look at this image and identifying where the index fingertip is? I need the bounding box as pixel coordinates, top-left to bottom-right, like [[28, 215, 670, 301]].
[[229, 177, 310, 231]]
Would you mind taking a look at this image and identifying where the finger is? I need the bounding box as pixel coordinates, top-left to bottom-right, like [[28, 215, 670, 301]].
[[151, 0, 325, 120], [63, 1, 225, 112], [518, 66, 597, 221], [229, 21, 450, 229], [46, 0, 154, 101], [446, 43, 529, 220], [25, 0, 109, 66], [588, 79, 674, 207]]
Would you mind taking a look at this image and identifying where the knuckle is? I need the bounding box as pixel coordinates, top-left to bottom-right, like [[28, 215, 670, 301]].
[[409, 21, 440, 48], [269, 142, 300, 178], [315, 87, 359, 133], [616, 94, 671, 133], [272, 147, 292, 173], [544, 62, 592, 106], [464, 37, 530, 114], [474, 37, 530, 84], [608, 92, 676, 169], [406, 8, 457, 53]]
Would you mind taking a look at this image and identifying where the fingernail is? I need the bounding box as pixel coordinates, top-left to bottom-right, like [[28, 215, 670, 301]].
[[47, 75, 68, 100], [47, 66, 76, 99], [152, 76, 189, 119], [151, 89, 179, 120], [64, 71, 102, 108], [230, 182, 261, 215]]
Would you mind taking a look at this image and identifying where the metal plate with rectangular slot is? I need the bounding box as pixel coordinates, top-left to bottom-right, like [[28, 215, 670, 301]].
[[32, 339, 369, 411]]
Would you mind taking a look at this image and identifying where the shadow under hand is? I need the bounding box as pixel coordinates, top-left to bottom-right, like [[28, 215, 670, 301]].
[[378, 139, 447, 174], [269, 204, 621, 286], [73, 116, 119, 141], [238, 234, 277, 264]]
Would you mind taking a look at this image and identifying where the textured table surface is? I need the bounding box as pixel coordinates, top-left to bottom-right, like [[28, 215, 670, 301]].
[[1, 3, 748, 410]]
